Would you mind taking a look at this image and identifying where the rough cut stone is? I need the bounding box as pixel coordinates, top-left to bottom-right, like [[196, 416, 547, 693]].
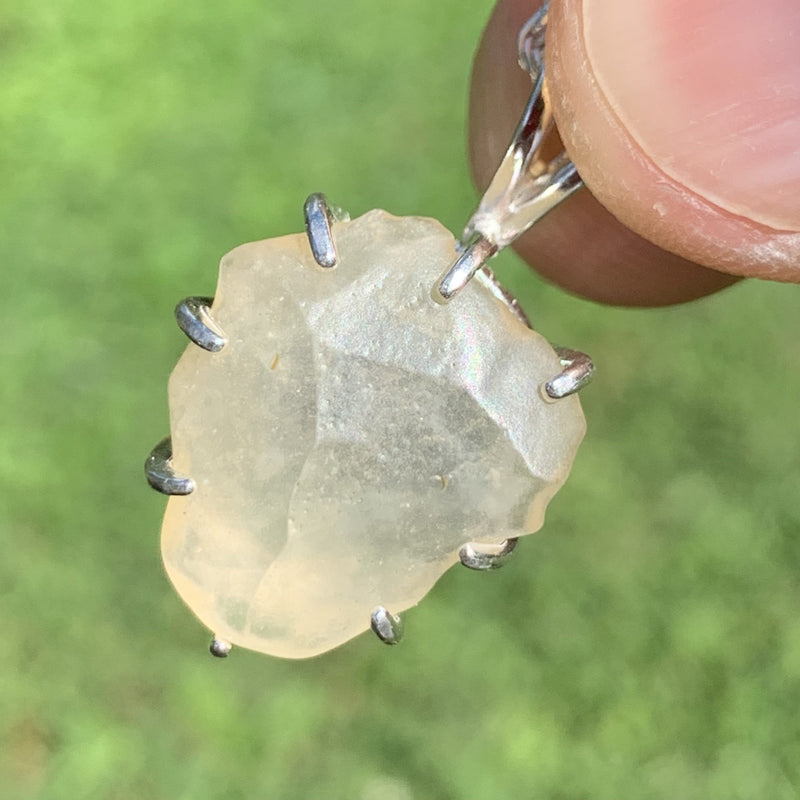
[[161, 210, 585, 658]]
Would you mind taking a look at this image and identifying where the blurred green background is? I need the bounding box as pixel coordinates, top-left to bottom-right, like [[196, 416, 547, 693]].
[[2, 0, 799, 798]]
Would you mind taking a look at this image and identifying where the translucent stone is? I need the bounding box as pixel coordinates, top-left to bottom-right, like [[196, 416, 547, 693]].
[[162, 210, 585, 658]]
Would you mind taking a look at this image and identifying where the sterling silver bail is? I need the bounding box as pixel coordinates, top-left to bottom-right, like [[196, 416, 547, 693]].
[[433, 2, 583, 303]]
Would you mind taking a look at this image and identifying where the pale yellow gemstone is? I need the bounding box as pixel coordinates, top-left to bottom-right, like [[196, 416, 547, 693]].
[[162, 210, 585, 658]]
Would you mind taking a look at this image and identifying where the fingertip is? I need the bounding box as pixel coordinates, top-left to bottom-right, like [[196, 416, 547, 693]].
[[468, 0, 741, 305], [547, 0, 800, 282]]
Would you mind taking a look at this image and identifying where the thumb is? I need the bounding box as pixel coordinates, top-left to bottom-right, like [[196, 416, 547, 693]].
[[547, 0, 800, 282]]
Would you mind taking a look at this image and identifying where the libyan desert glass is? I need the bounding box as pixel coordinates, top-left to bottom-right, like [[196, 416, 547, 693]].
[[159, 210, 585, 659]]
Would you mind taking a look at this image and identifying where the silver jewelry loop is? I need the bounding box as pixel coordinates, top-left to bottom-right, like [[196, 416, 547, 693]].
[[517, 3, 548, 77], [434, 1, 582, 302]]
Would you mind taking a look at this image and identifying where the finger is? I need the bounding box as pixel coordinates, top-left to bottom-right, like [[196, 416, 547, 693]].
[[547, 0, 800, 282], [470, 0, 739, 306]]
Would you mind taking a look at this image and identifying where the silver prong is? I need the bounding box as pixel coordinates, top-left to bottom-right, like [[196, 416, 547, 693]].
[[544, 347, 595, 399], [304, 192, 338, 268], [459, 538, 518, 571], [371, 606, 403, 645], [209, 637, 232, 658], [175, 296, 227, 352], [144, 436, 195, 495], [432, 235, 498, 304]]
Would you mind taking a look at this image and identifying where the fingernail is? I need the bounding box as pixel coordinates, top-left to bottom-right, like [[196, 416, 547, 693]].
[[582, 0, 800, 230]]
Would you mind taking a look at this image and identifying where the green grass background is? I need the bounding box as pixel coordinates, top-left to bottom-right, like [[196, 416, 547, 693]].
[[1, 1, 799, 798]]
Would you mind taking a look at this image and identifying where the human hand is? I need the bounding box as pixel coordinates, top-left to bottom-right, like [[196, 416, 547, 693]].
[[469, 0, 800, 305]]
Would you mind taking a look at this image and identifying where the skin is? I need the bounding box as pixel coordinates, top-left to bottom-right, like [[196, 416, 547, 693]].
[[469, 0, 800, 306]]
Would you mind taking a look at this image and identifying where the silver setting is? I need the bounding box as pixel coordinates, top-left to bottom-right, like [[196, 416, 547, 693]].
[[175, 296, 227, 352], [210, 637, 232, 658], [544, 347, 595, 399], [459, 538, 518, 571], [434, 2, 582, 302], [304, 192, 339, 268], [144, 436, 195, 496], [371, 606, 404, 645]]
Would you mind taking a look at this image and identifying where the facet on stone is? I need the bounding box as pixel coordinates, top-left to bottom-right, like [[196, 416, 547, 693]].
[[161, 210, 586, 659]]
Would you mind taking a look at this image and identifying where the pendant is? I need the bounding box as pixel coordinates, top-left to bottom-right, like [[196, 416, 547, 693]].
[[145, 4, 594, 659]]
